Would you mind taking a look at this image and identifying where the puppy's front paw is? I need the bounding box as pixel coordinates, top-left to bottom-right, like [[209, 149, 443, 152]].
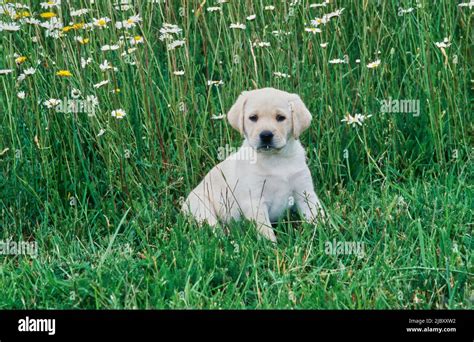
[[257, 225, 277, 243], [303, 203, 327, 224]]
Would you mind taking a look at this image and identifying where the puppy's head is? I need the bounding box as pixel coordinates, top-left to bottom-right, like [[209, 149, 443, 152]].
[[227, 87, 312, 152]]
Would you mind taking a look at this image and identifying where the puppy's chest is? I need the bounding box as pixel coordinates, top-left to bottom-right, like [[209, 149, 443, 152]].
[[260, 173, 294, 220]]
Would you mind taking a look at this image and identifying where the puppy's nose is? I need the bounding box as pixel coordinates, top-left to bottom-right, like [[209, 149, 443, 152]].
[[259, 130, 274, 143]]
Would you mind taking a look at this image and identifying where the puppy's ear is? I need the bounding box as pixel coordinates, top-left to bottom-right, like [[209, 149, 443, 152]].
[[227, 91, 248, 135], [290, 94, 312, 139]]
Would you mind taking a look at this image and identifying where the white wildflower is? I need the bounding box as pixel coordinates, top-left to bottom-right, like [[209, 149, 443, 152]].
[[44, 98, 61, 108], [367, 59, 381, 68], [230, 23, 246, 30], [111, 109, 127, 119]]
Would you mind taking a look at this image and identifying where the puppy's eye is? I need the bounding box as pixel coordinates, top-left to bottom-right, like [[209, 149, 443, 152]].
[[249, 114, 258, 122], [276, 114, 286, 122]]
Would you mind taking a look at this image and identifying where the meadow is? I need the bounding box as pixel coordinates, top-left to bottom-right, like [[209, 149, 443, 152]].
[[0, 0, 472, 309]]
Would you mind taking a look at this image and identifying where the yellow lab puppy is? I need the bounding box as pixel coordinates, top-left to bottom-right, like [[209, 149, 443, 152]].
[[182, 87, 324, 242]]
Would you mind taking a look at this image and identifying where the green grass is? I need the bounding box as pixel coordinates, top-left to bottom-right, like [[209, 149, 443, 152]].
[[0, 0, 472, 309]]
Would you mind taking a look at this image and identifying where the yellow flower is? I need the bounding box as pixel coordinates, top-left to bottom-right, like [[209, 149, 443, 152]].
[[62, 23, 85, 32], [56, 70, 72, 77], [40, 12, 57, 19], [15, 56, 27, 64], [76, 37, 90, 44], [15, 11, 30, 19], [72, 23, 84, 30]]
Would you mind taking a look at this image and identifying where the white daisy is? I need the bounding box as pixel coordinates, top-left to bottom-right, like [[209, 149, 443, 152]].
[[44, 98, 61, 108], [211, 114, 225, 120], [458, 1, 474, 8], [116, 15, 141, 29], [93, 17, 111, 28], [341, 113, 372, 127], [367, 59, 381, 68], [329, 58, 347, 64], [398, 7, 415, 15], [101, 44, 120, 51], [252, 41, 271, 48], [160, 23, 182, 36], [23, 67, 36, 75], [40, 0, 61, 9], [70, 8, 90, 16], [168, 39, 186, 50], [93, 80, 109, 88], [273, 72, 291, 78], [130, 36, 144, 45], [207, 7, 222, 12], [86, 95, 99, 106], [111, 109, 127, 119], [305, 27, 322, 34], [0, 21, 21, 31], [229, 23, 246, 30], [207, 80, 224, 86], [310, 1, 329, 8], [81, 57, 92, 68], [99, 60, 113, 71], [435, 38, 451, 49]]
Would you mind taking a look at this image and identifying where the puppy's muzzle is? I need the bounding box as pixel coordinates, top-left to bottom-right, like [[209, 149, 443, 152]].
[[259, 130, 274, 148]]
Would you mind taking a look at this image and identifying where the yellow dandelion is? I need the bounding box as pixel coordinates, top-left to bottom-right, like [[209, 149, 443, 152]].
[[62, 26, 73, 32], [15, 56, 27, 64], [40, 12, 57, 19], [15, 11, 30, 19], [56, 70, 72, 77], [72, 22, 84, 30]]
